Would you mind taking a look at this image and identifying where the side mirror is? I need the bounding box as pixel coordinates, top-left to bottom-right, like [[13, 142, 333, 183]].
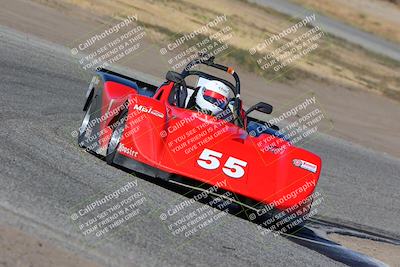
[[166, 71, 183, 83], [246, 102, 273, 115]]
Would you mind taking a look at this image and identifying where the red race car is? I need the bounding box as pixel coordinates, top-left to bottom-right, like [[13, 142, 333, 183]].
[[78, 55, 321, 224]]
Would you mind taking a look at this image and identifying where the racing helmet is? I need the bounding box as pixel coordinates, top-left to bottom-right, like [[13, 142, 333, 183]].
[[195, 80, 230, 115]]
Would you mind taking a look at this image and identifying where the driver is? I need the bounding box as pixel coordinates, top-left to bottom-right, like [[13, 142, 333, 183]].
[[194, 80, 230, 115], [186, 79, 238, 123]]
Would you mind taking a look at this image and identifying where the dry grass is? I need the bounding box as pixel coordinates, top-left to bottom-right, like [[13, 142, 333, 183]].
[[38, 0, 400, 100]]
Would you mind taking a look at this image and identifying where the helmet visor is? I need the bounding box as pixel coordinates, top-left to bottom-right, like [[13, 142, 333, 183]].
[[203, 89, 228, 109]]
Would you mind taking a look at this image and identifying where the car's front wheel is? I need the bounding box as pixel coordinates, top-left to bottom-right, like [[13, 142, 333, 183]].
[[78, 102, 92, 148], [106, 109, 128, 165]]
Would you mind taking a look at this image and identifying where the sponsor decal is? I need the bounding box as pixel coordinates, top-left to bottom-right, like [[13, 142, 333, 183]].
[[118, 143, 138, 157], [292, 159, 317, 173], [293, 159, 302, 167], [133, 104, 164, 118]]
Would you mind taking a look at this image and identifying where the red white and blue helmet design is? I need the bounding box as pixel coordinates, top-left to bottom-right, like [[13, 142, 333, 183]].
[[195, 80, 230, 115]]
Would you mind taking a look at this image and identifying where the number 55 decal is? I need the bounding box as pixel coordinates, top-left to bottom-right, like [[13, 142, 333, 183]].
[[197, 148, 248, 178]]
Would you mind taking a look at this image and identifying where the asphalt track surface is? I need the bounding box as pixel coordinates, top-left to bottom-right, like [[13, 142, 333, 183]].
[[1, 26, 400, 266], [252, 0, 400, 61]]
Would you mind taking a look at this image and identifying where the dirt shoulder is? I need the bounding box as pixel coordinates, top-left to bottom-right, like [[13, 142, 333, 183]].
[[0, 223, 101, 267], [291, 0, 400, 45], [329, 233, 400, 267]]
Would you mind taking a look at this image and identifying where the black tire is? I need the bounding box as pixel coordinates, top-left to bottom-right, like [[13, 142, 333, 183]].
[[78, 102, 92, 148], [106, 109, 128, 165]]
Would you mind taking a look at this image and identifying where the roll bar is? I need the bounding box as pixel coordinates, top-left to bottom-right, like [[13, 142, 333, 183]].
[[181, 54, 243, 127], [182, 54, 241, 97]]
